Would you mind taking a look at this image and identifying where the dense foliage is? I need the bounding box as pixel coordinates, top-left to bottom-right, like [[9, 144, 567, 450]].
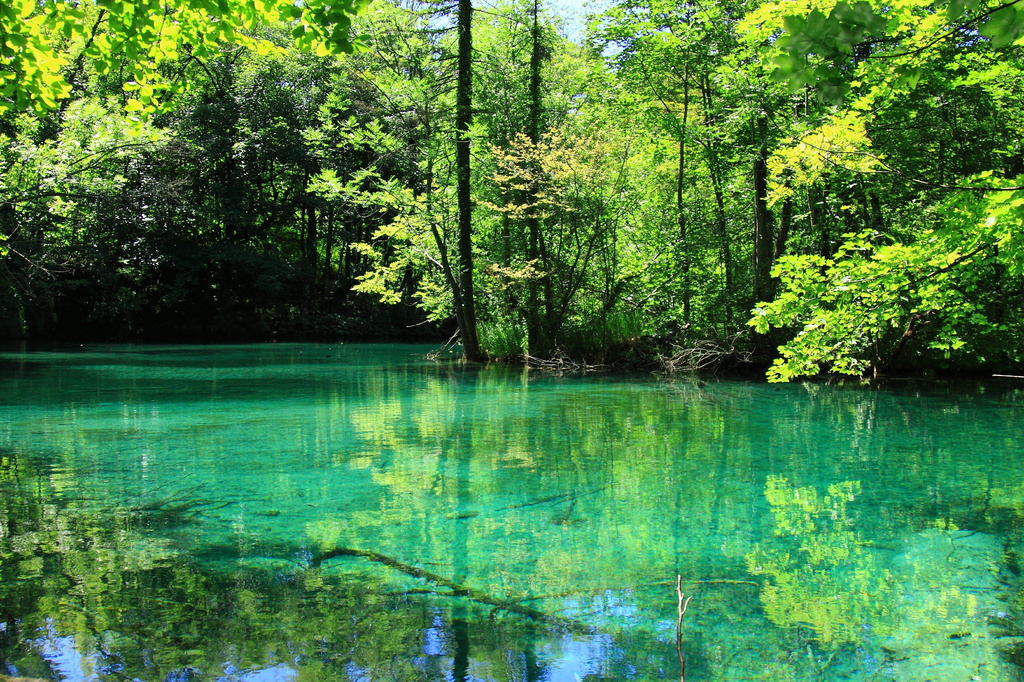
[[2, 0, 1023, 377]]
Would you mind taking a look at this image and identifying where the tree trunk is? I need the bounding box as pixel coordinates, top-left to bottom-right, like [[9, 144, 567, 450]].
[[700, 78, 733, 319], [322, 205, 334, 291], [525, 0, 547, 355], [528, 0, 541, 146], [456, 0, 484, 360], [704, 145, 733, 314], [752, 118, 774, 304], [305, 202, 318, 277], [677, 65, 691, 324], [711, 175, 733, 312], [774, 197, 792, 262]]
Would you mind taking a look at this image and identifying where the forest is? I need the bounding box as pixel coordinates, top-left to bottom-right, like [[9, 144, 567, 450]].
[[2, 0, 1024, 380]]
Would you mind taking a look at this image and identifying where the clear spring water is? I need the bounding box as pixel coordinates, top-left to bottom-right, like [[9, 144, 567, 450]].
[[2, 343, 1024, 681]]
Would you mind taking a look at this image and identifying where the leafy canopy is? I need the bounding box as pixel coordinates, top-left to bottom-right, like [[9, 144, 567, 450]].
[[749, 180, 1024, 381], [744, 0, 1024, 104], [0, 0, 371, 115]]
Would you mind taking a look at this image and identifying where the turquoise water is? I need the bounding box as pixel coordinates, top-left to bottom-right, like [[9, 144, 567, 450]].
[[1, 344, 1024, 681]]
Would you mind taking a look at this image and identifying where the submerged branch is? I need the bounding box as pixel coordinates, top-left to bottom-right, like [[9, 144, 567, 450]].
[[126, 483, 208, 511], [677, 575, 692, 682], [309, 546, 590, 632], [500, 488, 606, 514], [103, 483, 236, 528], [550, 498, 579, 526], [651, 578, 760, 588], [523, 576, 759, 603], [496, 491, 575, 511]]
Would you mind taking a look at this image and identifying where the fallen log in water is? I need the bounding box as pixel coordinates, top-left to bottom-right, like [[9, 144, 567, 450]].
[[310, 546, 589, 632]]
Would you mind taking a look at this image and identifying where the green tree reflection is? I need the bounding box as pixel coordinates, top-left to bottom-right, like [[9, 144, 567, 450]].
[[746, 476, 895, 645], [0, 449, 583, 681]]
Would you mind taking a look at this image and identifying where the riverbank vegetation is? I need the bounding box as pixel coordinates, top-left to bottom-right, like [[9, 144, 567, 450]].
[[2, 0, 1024, 379]]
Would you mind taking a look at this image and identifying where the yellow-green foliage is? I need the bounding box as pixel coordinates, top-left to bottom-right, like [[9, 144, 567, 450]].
[[746, 476, 893, 645], [766, 112, 881, 205], [750, 180, 1024, 381], [1, 0, 370, 116]]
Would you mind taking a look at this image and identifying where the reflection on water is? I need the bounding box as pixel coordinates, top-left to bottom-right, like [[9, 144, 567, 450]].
[[747, 478, 895, 646], [1, 344, 1024, 680]]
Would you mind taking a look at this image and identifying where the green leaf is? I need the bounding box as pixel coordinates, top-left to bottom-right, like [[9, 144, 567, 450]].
[[834, 23, 866, 51], [946, 0, 967, 21], [894, 65, 923, 89], [783, 14, 806, 35], [981, 5, 1024, 47], [802, 9, 830, 40]]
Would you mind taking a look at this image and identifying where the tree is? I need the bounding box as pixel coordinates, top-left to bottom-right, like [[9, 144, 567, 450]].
[[472, 0, 559, 355], [744, 0, 1024, 379], [593, 0, 793, 336], [330, 0, 491, 359], [1, 0, 369, 116], [0, 12, 415, 341], [454, 0, 484, 360]]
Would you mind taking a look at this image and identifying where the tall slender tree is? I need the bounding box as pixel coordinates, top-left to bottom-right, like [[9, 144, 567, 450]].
[[456, 0, 484, 360]]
